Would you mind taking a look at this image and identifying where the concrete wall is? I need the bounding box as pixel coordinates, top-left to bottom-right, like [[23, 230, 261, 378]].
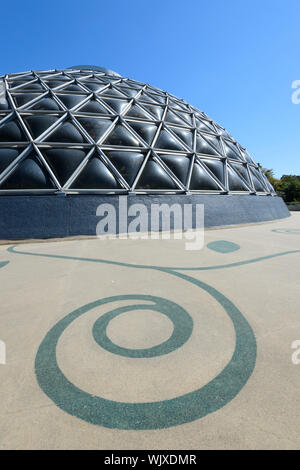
[[0, 194, 290, 240]]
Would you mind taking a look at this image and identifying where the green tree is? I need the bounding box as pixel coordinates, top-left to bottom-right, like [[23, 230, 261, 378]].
[[277, 175, 300, 203]]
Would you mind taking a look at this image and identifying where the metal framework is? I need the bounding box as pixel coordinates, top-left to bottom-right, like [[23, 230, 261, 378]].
[[0, 67, 275, 195]]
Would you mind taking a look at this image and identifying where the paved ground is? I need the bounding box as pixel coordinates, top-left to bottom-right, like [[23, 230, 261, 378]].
[[0, 213, 300, 449]]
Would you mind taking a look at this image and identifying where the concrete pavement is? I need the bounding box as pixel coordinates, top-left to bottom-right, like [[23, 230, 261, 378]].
[[0, 213, 300, 449]]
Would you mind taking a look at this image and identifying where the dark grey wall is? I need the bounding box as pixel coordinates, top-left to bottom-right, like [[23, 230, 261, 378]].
[[0, 194, 290, 240]]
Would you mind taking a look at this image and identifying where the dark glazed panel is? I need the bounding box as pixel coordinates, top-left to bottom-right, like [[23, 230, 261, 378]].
[[77, 118, 112, 142], [99, 87, 125, 98], [23, 115, 59, 139], [202, 158, 225, 184], [0, 101, 9, 110], [103, 124, 142, 147], [170, 127, 194, 149], [136, 159, 178, 190], [142, 104, 164, 120], [125, 104, 153, 120], [12, 82, 45, 92], [70, 156, 121, 189], [57, 94, 86, 109], [204, 134, 223, 154], [78, 100, 110, 114], [190, 162, 221, 191], [196, 117, 215, 133], [115, 86, 138, 98], [81, 82, 105, 93], [196, 134, 219, 155], [42, 148, 88, 185], [250, 168, 266, 192], [101, 98, 129, 114], [104, 150, 145, 186], [0, 119, 27, 141], [228, 167, 249, 191], [0, 154, 56, 189], [14, 93, 43, 107], [159, 154, 190, 185], [28, 97, 61, 111], [0, 148, 24, 174], [230, 163, 251, 184], [45, 121, 85, 143], [128, 121, 158, 146], [45, 80, 72, 89], [165, 109, 187, 126], [224, 140, 242, 161], [60, 84, 85, 93], [155, 129, 185, 151]]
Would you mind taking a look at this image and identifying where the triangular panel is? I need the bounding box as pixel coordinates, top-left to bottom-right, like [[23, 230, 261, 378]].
[[13, 93, 42, 108], [125, 103, 154, 120], [0, 147, 26, 174], [101, 98, 129, 114], [196, 134, 219, 155], [28, 97, 61, 111], [250, 168, 267, 192], [41, 147, 89, 185], [155, 129, 186, 151], [190, 162, 221, 190], [159, 154, 191, 185], [224, 140, 242, 161], [104, 150, 145, 186], [165, 109, 187, 126], [127, 121, 158, 146], [45, 120, 86, 143], [168, 127, 194, 150], [76, 117, 112, 142], [57, 94, 87, 109], [98, 87, 125, 98], [202, 158, 225, 185], [103, 123, 143, 147], [228, 167, 250, 191], [230, 162, 251, 184], [0, 153, 56, 189], [115, 85, 139, 98], [76, 99, 110, 114], [70, 155, 121, 189], [142, 104, 164, 120], [0, 118, 27, 142], [136, 158, 178, 190]]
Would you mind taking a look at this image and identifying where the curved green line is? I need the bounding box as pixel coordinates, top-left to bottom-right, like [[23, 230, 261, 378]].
[[0, 261, 9, 269], [7, 245, 300, 271], [272, 228, 300, 234]]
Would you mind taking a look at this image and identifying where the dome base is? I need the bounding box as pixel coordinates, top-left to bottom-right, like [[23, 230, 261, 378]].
[[0, 194, 290, 240]]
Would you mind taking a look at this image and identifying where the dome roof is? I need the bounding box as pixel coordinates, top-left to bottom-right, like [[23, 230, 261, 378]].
[[0, 67, 274, 195]]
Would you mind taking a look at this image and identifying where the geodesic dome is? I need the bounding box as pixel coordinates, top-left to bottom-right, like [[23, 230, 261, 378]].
[[0, 66, 275, 195]]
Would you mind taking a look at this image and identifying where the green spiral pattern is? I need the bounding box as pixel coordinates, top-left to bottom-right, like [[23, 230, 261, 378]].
[[34, 271, 256, 430], [6, 243, 278, 429], [92, 295, 193, 358], [7, 241, 300, 429]]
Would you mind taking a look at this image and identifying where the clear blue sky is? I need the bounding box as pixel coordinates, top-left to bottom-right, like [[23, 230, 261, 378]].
[[1, 0, 299, 177]]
